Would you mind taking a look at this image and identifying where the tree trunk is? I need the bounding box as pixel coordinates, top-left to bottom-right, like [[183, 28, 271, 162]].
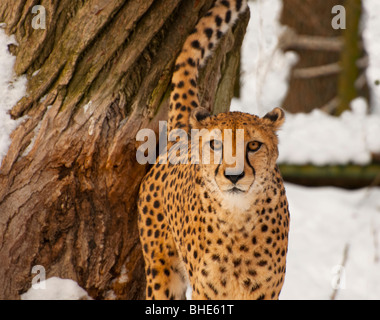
[[279, 0, 369, 114], [335, 0, 363, 115], [0, 0, 249, 299]]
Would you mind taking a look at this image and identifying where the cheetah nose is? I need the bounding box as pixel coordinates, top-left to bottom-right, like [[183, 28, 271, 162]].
[[224, 171, 245, 184]]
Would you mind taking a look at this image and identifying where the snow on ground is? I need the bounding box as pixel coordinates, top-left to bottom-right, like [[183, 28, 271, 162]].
[[281, 184, 380, 300], [0, 26, 27, 165], [21, 277, 92, 300]]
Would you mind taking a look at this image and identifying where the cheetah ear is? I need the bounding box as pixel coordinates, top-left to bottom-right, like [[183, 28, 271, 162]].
[[263, 107, 285, 131], [189, 107, 211, 128]]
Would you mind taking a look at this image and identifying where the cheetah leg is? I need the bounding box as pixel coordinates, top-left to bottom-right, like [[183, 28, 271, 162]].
[[140, 230, 188, 300], [138, 179, 189, 299]]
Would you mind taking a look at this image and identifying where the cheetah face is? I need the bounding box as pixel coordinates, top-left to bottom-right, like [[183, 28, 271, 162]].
[[190, 107, 284, 206]]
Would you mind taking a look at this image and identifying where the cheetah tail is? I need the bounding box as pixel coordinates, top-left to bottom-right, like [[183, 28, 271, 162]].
[[168, 0, 248, 133]]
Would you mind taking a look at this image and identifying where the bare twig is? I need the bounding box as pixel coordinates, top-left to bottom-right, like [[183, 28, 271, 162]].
[[279, 28, 344, 52], [292, 55, 369, 79], [372, 223, 379, 264], [330, 244, 350, 300], [320, 97, 340, 114], [293, 63, 341, 79]]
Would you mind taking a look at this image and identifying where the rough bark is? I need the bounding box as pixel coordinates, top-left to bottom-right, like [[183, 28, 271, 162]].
[[0, 0, 249, 299]]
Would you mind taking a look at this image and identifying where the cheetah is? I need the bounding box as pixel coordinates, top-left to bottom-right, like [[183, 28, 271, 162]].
[[137, 0, 290, 300]]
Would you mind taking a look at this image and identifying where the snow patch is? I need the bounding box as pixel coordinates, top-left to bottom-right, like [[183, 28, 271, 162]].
[[83, 100, 93, 114], [32, 69, 40, 77], [21, 277, 92, 300], [281, 184, 380, 300], [0, 28, 27, 165], [230, 0, 297, 116], [118, 264, 129, 284], [278, 98, 380, 166]]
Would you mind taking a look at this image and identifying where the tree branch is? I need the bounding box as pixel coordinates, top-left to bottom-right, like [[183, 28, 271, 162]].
[[279, 28, 344, 52], [293, 63, 341, 78], [292, 55, 368, 79]]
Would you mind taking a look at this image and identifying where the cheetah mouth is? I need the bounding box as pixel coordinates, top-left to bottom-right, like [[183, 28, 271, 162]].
[[226, 187, 245, 194]]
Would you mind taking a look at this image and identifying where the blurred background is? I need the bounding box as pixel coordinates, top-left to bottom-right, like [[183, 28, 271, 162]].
[[232, 0, 380, 299]]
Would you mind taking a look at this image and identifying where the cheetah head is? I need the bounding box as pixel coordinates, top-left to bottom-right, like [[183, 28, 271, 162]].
[[189, 107, 285, 211]]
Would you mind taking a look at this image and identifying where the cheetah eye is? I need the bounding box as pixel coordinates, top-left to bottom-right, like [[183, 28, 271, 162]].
[[210, 139, 223, 151], [247, 141, 262, 153]]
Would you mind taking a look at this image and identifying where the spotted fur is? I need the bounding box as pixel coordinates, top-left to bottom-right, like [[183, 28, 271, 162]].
[[138, 0, 290, 300], [168, 0, 248, 132]]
